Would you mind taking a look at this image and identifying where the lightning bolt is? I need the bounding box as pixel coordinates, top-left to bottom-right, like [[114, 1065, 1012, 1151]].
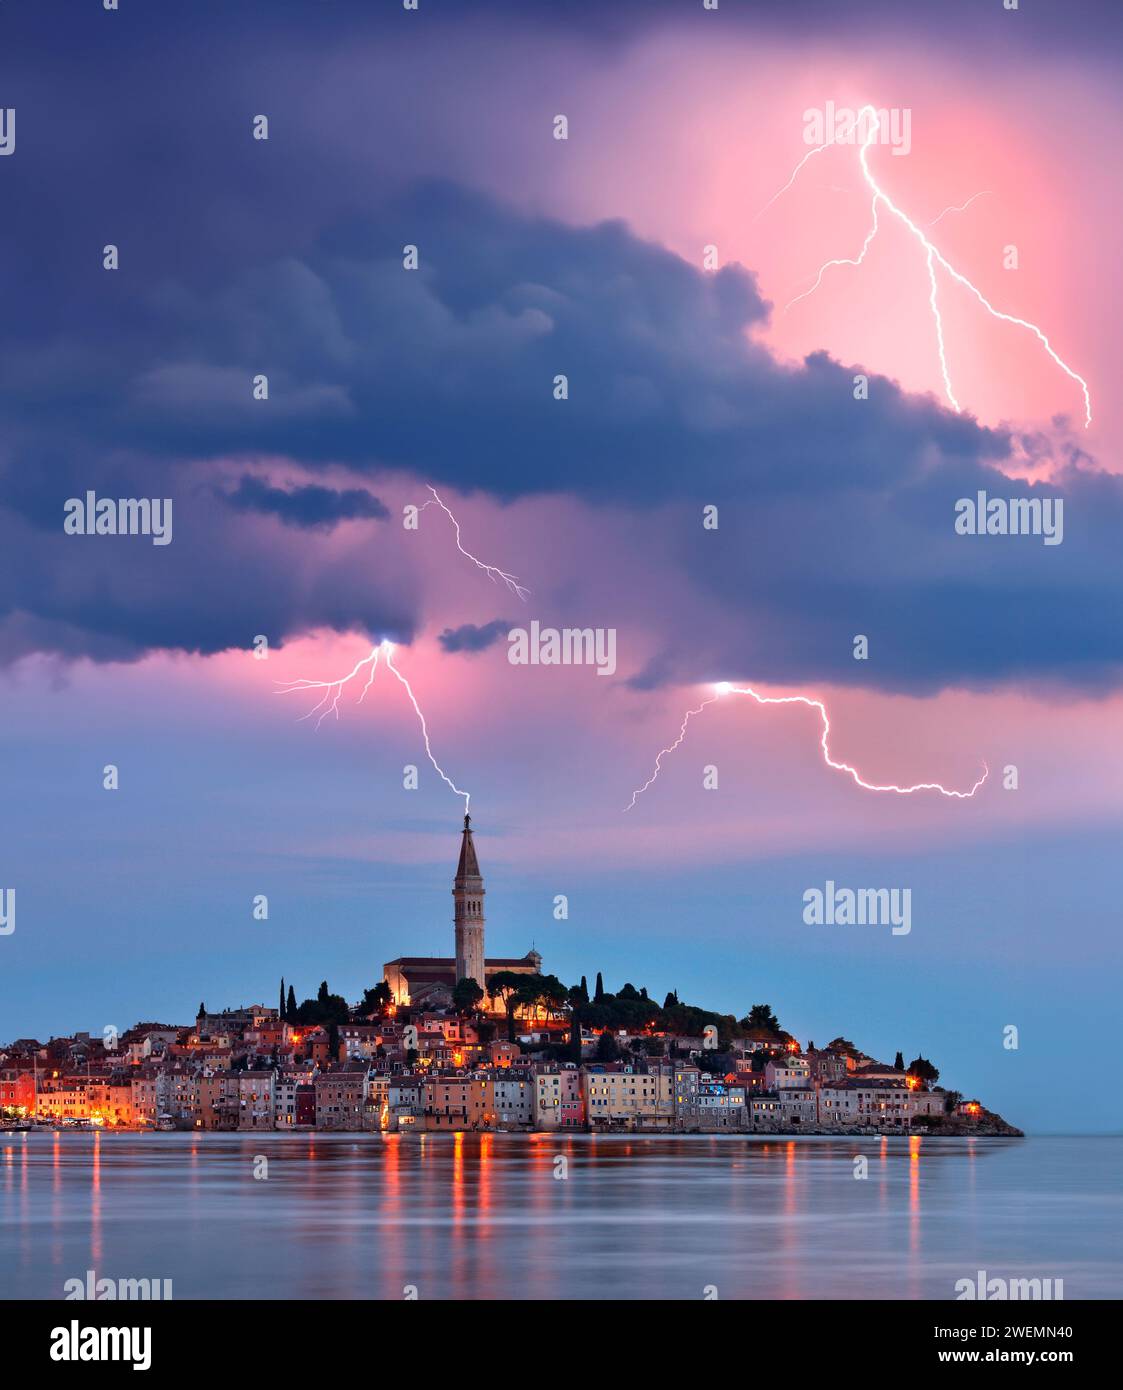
[[753, 136, 839, 221], [276, 639, 471, 811], [927, 189, 992, 227], [625, 681, 988, 811], [786, 198, 882, 312], [777, 105, 1091, 427], [272, 487, 528, 813], [419, 485, 530, 601]]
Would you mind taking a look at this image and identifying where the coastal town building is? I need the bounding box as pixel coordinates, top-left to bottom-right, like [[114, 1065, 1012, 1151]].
[[238, 1072, 276, 1130], [0, 819, 992, 1141], [778, 1088, 817, 1128], [584, 1063, 675, 1129], [315, 1064, 368, 1130], [818, 1078, 942, 1129], [765, 1057, 811, 1090], [534, 1066, 584, 1129], [489, 1071, 534, 1128]]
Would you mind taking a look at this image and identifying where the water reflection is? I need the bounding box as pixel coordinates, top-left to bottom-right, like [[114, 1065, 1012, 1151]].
[[0, 1132, 1114, 1301]]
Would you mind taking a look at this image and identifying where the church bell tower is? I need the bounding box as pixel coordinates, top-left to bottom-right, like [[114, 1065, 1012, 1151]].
[[454, 813, 485, 992]]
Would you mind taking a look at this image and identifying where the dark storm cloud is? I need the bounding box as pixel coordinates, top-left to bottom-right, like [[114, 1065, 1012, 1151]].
[[2, 178, 1121, 691], [0, 177, 1007, 498], [218, 475, 388, 530], [645, 456, 1123, 696], [0, 471, 416, 667], [438, 620, 512, 655], [626, 650, 682, 693], [2, 1, 1116, 65], [0, 1, 1119, 689]]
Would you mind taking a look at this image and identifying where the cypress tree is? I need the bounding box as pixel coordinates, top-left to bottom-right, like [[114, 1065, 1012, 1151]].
[[594, 972, 604, 1003]]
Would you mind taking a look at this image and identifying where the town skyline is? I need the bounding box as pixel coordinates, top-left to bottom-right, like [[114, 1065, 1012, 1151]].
[[1, 816, 1018, 1139]]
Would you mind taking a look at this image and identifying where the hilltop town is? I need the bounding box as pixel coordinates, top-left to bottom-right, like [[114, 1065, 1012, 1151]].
[[0, 818, 1020, 1138]]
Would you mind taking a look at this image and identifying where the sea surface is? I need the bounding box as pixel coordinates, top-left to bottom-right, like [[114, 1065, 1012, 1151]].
[[2, 1131, 1118, 1300]]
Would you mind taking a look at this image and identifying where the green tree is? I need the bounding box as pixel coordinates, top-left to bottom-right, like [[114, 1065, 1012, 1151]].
[[568, 993, 587, 1062], [907, 1055, 940, 1087], [294, 987, 350, 1027], [594, 972, 605, 1004], [360, 981, 393, 1014], [595, 1030, 620, 1062], [286, 985, 296, 1020], [524, 974, 569, 1023], [743, 1004, 781, 1035], [279, 978, 286, 1021], [488, 970, 528, 1043], [453, 977, 485, 1015], [943, 1090, 963, 1115]]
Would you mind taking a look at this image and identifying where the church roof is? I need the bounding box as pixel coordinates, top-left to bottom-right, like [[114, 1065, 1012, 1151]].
[[456, 813, 481, 880], [386, 956, 539, 972]]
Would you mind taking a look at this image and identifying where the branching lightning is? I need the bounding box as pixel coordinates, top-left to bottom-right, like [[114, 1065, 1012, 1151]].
[[420, 485, 530, 601], [753, 136, 839, 222], [786, 198, 882, 311], [774, 105, 1091, 427], [927, 189, 992, 227], [277, 639, 472, 812], [625, 681, 988, 811], [273, 486, 533, 812]]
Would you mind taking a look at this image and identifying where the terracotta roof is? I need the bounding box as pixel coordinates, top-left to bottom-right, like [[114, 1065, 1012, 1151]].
[[389, 956, 537, 970]]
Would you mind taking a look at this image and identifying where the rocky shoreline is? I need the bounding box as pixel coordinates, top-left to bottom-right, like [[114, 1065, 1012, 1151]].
[[910, 1112, 1024, 1137]]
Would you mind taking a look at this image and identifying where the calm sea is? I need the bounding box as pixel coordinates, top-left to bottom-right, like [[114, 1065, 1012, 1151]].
[[2, 1132, 1118, 1300]]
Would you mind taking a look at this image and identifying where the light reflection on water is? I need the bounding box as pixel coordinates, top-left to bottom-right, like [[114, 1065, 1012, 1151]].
[[1, 1132, 1117, 1300]]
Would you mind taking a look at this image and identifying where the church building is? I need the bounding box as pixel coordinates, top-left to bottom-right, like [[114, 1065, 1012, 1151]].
[[382, 815, 541, 1011]]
